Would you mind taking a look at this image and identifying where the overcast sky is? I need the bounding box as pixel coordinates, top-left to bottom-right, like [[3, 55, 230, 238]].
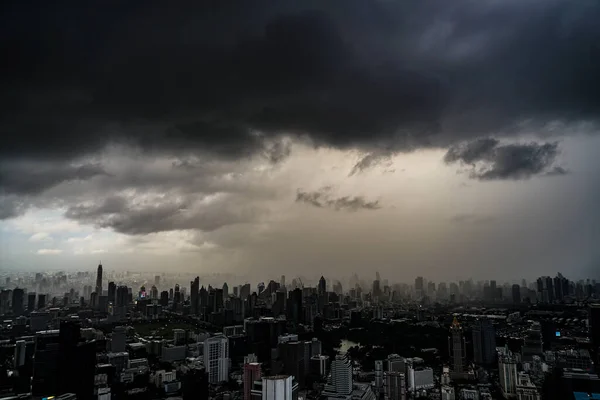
[[1, 0, 599, 281]]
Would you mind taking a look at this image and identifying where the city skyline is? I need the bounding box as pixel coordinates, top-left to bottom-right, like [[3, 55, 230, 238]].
[[2, 1, 600, 280]]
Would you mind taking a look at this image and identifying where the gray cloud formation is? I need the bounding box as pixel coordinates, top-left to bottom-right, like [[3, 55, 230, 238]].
[[1, 0, 599, 162], [296, 187, 380, 211], [349, 152, 394, 176], [444, 138, 565, 180], [65, 193, 263, 235], [0, 162, 108, 195]]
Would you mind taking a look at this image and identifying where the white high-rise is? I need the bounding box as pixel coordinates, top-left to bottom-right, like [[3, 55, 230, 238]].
[[204, 335, 230, 383], [499, 349, 518, 397], [260, 375, 296, 400]]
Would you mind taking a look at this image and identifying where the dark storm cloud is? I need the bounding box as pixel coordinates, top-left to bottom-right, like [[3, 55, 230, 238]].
[[2, 0, 599, 161], [444, 138, 564, 180], [296, 187, 380, 211], [0, 162, 108, 195]]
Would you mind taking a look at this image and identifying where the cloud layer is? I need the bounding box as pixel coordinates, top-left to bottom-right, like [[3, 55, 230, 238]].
[[1, 0, 599, 162]]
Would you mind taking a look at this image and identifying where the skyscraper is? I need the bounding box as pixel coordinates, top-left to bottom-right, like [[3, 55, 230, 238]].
[[448, 316, 466, 373], [323, 354, 352, 397], [384, 371, 406, 400], [27, 292, 36, 312], [472, 319, 497, 365], [243, 362, 261, 400], [318, 276, 326, 295], [512, 284, 521, 304], [204, 335, 230, 384], [95, 263, 103, 296], [191, 277, 200, 315], [499, 349, 518, 397], [374, 360, 384, 394], [253, 375, 298, 400], [108, 281, 116, 304], [12, 288, 24, 316]]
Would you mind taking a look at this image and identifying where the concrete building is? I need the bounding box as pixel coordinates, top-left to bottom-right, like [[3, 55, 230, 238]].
[[250, 375, 298, 400], [441, 385, 456, 400], [499, 349, 518, 397], [323, 354, 353, 397], [384, 371, 406, 400], [449, 316, 466, 373], [516, 372, 541, 400], [244, 362, 262, 400], [204, 335, 230, 383]]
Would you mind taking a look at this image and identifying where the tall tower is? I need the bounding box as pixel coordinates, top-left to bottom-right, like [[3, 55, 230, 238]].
[[318, 276, 327, 295], [472, 319, 497, 365], [191, 277, 200, 315], [323, 354, 352, 396], [95, 263, 103, 296], [203, 335, 230, 384], [448, 316, 466, 373], [243, 362, 261, 400], [498, 349, 518, 397]]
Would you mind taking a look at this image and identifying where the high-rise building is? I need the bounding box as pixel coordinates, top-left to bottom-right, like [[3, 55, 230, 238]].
[[318, 276, 326, 295], [191, 277, 200, 315], [384, 371, 406, 400], [204, 335, 230, 384], [155, 275, 161, 286], [415, 277, 424, 298], [32, 329, 60, 396], [286, 288, 303, 324], [278, 341, 305, 388], [499, 349, 518, 397], [374, 360, 384, 394], [160, 290, 169, 307], [108, 281, 116, 304], [323, 354, 352, 397], [57, 320, 96, 400], [522, 322, 543, 362], [37, 294, 46, 310], [244, 362, 262, 400], [590, 304, 600, 351], [95, 263, 103, 296], [472, 319, 497, 365], [448, 316, 466, 373], [12, 288, 24, 316], [111, 326, 126, 352], [223, 282, 229, 300], [512, 284, 521, 304], [27, 292, 37, 312], [115, 285, 129, 318], [251, 375, 298, 400]]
